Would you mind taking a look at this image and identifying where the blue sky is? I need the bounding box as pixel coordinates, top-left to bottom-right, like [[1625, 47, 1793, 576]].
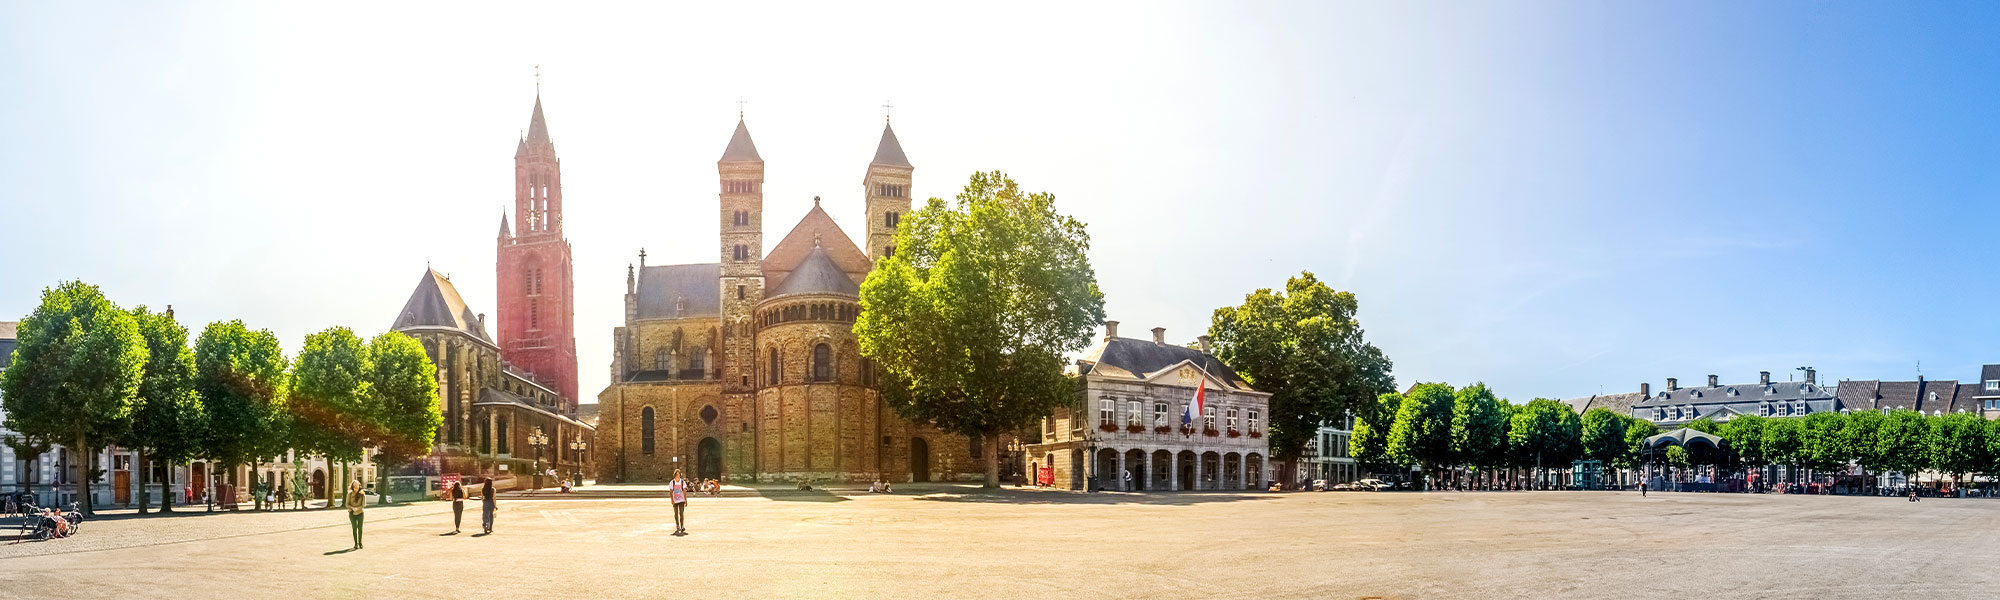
[[4, 2, 1999, 403]]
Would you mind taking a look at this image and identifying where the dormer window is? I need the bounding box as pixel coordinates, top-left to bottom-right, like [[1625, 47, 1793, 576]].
[[1987, 380, 2000, 392]]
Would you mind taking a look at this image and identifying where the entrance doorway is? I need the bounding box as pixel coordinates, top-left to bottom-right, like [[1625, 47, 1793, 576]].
[[1178, 451, 1197, 490], [312, 469, 326, 500], [910, 438, 931, 482], [697, 437, 723, 480]]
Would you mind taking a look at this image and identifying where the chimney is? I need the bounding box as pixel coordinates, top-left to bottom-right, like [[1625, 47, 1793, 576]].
[[1708, 374, 1719, 388], [1760, 371, 1770, 385], [1666, 378, 1678, 392], [1806, 369, 1816, 385], [1641, 382, 1651, 397], [1151, 327, 1166, 346], [1103, 320, 1119, 341], [1197, 335, 1212, 353]]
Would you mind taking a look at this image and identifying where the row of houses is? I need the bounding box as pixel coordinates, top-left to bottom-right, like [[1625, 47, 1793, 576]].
[[1564, 366, 2000, 429]]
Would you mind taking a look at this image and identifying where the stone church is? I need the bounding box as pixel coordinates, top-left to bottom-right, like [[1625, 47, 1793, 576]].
[[593, 114, 978, 484]]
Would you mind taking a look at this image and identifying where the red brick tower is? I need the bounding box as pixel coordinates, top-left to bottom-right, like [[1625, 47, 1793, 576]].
[[496, 92, 579, 410]]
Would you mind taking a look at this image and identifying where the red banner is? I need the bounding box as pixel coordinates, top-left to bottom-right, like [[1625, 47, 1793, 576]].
[[1037, 466, 1054, 487]]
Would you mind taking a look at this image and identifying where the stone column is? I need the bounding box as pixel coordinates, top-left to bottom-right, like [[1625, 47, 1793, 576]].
[[1193, 454, 1204, 491], [1141, 451, 1151, 492], [488, 411, 500, 456], [1114, 451, 1126, 491], [1168, 452, 1179, 491]]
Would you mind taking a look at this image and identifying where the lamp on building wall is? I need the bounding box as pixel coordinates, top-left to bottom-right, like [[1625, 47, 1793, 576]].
[[528, 426, 549, 490]]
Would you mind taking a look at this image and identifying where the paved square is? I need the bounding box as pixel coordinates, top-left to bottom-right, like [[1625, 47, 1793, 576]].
[[4, 488, 1997, 599]]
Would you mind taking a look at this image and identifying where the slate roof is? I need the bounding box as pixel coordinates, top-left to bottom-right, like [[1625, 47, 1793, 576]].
[[1982, 365, 2000, 390], [1076, 336, 1255, 392], [636, 263, 722, 320], [1955, 383, 1985, 413], [1632, 380, 1832, 408], [391, 269, 491, 343], [762, 204, 868, 292], [1875, 381, 1921, 410], [871, 122, 911, 168], [475, 387, 589, 429], [720, 118, 761, 163], [1837, 380, 1880, 412], [766, 247, 859, 299], [1917, 379, 1959, 414]]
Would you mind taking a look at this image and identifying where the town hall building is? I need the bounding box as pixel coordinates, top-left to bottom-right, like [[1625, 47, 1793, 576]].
[[592, 114, 979, 484]]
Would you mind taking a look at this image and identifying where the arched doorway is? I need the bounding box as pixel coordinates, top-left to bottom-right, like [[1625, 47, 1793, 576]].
[[1124, 449, 1146, 491], [910, 437, 931, 482], [1152, 450, 1172, 490], [311, 469, 326, 500], [1177, 451, 1197, 490], [697, 437, 723, 481], [1070, 449, 1085, 489], [1096, 449, 1119, 491]]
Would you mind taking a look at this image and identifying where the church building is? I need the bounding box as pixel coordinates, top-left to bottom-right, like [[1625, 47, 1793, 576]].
[[593, 115, 979, 484]]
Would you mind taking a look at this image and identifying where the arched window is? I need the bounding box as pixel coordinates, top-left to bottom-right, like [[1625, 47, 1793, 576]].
[[860, 357, 875, 386], [497, 417, 510, 454], [885, 211, 900, 227], [689, 346, 706, 374], [733, 245, 749, 261], [768, 347, 781, 385], [654, 348, 670, 371], [641, 407, 656, 455], [884, 245, 896, 258], [813, 343, 833, 382]]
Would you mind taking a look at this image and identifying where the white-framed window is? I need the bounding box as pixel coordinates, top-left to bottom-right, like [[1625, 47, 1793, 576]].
[[1759, 402, 1770, 417], [1987, 380, 1999, 392], [1126, 400, 1142, 426], [1099, 399, 1114, 426], [1153, 403, 1168, 427], [1227, 407, 1240, 431], [1203, 406, 1216, 429], [1248, 409, 1260, 433]]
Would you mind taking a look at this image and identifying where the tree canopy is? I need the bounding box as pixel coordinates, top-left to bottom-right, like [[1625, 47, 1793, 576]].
[[1349, 391, 1400, 470], [855, 171, 1105, 487], [1451, 383, 1508, 470], [1508, 398, 1581, 472], [1387, 383, 1456, 487], [289, 327, 373, 466], [366, 331, 442, 503], [194, 320, 291, 475], [0, 281, 149, 514], [127, 306, 204, 512], [1579, 407, 1629, 467], [1208, 271, 1394, 461]]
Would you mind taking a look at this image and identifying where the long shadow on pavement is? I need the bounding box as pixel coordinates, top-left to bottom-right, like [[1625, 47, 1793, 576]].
[[915, 490, 1281, 505]]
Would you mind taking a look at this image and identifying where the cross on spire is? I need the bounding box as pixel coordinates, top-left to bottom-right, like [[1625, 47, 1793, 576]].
[[535, 65, 541, 93], [882, 100, 894, 122], [737, 96, 749, 119]]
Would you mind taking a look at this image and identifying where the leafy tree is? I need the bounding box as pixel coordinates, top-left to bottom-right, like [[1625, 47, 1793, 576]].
[[1721, 414, 1768, 471], [1760, 417, 1804, 482], [1797, 411, 1850, 474], [1451, 383, 1508, 477], [126, 306, 204, 513], [289, 327, 373, 507], [1842, 410, 1888, 476], [1684, 417, 1721, 435], [1209, 272, 1395, 462], [1508, 398, 1581, 489], [0, 281, 148, 515], [1349, 391, 1400, 471], [1925, 412, 1987, 488], [1619, 416, 1659, 471], [366, 332, 441, 504], [1386, 383, 1456, 489], [1875, 409, 1929, 483], [194, 321, 291, 499], [855, 171, 1105, 488], [1665, 445, 1690, 470], [1579, 408, 1629, 470]]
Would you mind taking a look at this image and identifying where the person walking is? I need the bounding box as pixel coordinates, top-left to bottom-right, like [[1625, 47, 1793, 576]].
[[345, 480, 365, 550], [670, 468, 689, 535], [1640, 480, 1647, 497], [448, 481, 467, 534], [480, 479, 497, 534]]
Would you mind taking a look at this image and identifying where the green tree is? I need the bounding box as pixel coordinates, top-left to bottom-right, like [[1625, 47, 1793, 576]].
[[0, 281, 148, 515], [1349, 391, 1400, 471], [1386, 383, 1455, 489], [1684, 417, 1721, 435], [1925, 412, 1987, 488], [855, 171, 1105, 488], [366, 331, 441, 504], [1797, 411, 1850, 474], [1875, 409, 1929, 484], [288, 327, 373, 507], [1760, 417, 1804, 482], [1664, 445, 1690, 471], [1721, 414, 1769, 472], [1208, 272, 1395, 462], [1842, 409, 1888, 476], [1579, 408, 1629, 472], [195, 320, 291, 501], [1451, 384, 1508, 478], [1620, 416, 1659, 472], [126, 306, 204, 513], [1508, 398, 1581, 489]]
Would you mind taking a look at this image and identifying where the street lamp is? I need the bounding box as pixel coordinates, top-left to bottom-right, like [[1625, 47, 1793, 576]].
[[568, 435, 588, 486], [527, 426, 549, 489]]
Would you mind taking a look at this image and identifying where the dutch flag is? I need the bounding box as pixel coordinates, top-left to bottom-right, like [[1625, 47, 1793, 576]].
[[1181, 378, 1206, 427]]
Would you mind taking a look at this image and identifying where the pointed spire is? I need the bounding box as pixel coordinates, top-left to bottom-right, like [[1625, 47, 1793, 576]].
[[871, 121, 910, 168], [524, 94, 552, 149], [720, 118, 762, 163], [499, 212, 512, 239]]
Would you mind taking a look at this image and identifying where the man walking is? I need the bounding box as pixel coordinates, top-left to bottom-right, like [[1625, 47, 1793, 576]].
[[670, 468, 689, 535], [345, 480, 365, 550]]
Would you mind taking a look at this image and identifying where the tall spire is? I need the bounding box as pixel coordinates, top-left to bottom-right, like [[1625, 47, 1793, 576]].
[[525, 94, 552, 148], [720, 118, 762, 163], [498, 211, 511, 239], [871, 121, 910, 167]]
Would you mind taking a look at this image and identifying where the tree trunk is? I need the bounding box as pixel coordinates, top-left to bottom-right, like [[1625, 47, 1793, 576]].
[[982, 432, 1000, 489], [160, 458, 175, 512], [74, 432, 92, 516], [137, 448, 150, 514], [379, 453, 393, 506]]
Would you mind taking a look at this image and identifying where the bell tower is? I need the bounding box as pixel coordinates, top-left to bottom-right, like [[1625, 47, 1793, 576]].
[[496, 91, 580, 410], [864, 119, 913, 262], [718, 116, 765, 395]]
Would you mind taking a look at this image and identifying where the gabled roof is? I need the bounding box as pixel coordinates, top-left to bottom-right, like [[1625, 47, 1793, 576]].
[[1982, 365, 2000, 387], [720, 118, 762, 163], [1075, 336, 1255, 392], [1954, 383, 1985, 413], [763, 204, 869, 291], [1634, 380, 1832, 408], [1875, 381, 1921, 411], [766, 247, 860, 299], [1917, 380, 1959, 414], [1837, 380, 1879, 412], [871, 122, 910, 168], [1561, 391, 1649, 416], [636, 263, 722, 320], [391, 269, 491, 343]]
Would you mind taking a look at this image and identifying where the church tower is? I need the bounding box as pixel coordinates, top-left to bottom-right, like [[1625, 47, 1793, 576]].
[[496, 92, 580, 410], [718, 117, 765, 398], [864, 120, 913, 262]]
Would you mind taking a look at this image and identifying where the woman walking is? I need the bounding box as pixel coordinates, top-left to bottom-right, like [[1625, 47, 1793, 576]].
[[670, 468, 689, 535], [345, 480, 365, 550], [480, 479, 497, 534], [447, 481, 467, 534]]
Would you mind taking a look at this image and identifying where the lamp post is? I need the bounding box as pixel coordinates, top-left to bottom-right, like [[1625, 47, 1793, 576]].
[[527, 426, 549, 490], [569, 435, 588, 486]]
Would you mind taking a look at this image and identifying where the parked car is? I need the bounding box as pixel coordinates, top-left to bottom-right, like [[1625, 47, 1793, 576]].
[[1352, 478, 1389, 491]]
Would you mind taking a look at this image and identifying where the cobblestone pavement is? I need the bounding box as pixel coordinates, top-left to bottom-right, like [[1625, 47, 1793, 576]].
[[3, 490, 1999, 599]]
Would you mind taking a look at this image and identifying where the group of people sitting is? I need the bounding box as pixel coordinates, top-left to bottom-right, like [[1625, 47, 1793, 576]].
[[35, 507, 73, 539], [867, 479, 895, 494]]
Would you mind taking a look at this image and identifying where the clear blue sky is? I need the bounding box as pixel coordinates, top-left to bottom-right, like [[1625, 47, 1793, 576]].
[[4, 2, 1999, 403]]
